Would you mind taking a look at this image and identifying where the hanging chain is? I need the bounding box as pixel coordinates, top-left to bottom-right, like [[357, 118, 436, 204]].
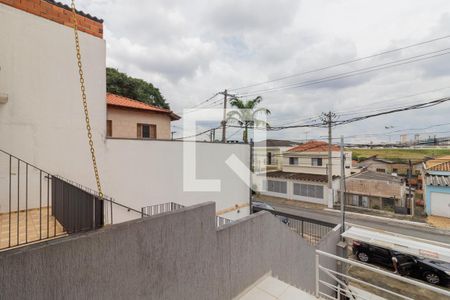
[[70, 0, 104, 200]]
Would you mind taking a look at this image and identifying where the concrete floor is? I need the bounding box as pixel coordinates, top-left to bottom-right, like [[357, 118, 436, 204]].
[[0, 208, 65, 250], [235, 276, 318, 300]]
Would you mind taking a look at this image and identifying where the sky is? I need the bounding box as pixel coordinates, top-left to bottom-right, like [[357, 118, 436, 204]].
[[72, 0, 450, 143]]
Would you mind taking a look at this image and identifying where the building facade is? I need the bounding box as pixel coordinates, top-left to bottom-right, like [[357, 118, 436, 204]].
[[106, 93, 180, 140], [344, 171, 406, 212], [253, 139, 301, 172], [423, 158, 450, 218]]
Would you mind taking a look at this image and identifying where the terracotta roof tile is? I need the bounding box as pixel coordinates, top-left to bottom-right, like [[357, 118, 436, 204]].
[[107, 93, 180, 120], [288, 140, 340, 152]]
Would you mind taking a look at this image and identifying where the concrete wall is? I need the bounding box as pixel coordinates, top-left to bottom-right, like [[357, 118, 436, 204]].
[[0, 4, 250, 219], [345, 177, 405, 199], [107, 106, 172, 140], [0, 202, 339, 300]]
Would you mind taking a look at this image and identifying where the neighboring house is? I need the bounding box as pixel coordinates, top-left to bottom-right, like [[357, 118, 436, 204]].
[[423, 157, 450, 218], [283, 140, 352, 177], [357, 156, 409, 175], [258, 141, 350, 207], [344, 171, 407, 212], [106, 93, 180, 140], [253, 139, 301, 172]]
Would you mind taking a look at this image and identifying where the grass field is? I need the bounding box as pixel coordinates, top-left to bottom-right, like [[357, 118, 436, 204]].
[[348, 148, 450, 163]]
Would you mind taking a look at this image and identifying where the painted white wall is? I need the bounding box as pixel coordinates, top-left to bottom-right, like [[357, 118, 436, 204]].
[[282, 151, 352, 177], [0, 4, 250, 222]]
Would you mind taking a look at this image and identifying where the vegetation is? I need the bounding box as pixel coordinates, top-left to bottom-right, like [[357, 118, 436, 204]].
[[227, 96, 270, 144], [349, 148, 450, 163], [106, 68, 170, 109]]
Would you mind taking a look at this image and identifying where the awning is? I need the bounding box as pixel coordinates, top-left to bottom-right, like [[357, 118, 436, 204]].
[[342, 225, 450, 263]]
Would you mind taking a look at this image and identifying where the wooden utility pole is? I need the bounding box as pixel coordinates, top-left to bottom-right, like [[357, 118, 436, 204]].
[[221, 89, 228, 143]]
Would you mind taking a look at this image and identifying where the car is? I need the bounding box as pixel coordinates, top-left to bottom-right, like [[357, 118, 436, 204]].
[[352, 241, 450, 286], [251, 201, 289, 225]]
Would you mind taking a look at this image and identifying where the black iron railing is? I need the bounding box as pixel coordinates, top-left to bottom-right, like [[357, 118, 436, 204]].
[[252, 207, 336, 245], [0, 149, 144, 251]]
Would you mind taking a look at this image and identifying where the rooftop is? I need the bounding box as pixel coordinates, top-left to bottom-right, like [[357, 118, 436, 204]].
[[254, 139, 302, 148], [350, 170, 404, 183], [426, 156, 450, 172], [426, 174, 450, 187], [288, 140, 340, 153], [107, 93, 181, 120]]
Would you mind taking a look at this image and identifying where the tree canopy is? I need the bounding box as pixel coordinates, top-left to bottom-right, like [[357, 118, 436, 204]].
[[106, 68, 170, 109]]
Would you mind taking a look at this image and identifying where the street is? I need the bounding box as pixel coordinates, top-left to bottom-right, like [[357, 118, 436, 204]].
[[259, 199, 450, 244]]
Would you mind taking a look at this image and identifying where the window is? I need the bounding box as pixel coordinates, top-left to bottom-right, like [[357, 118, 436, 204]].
[[393, 168, 398, 173], [267, 152, 272, 165], [312, 158, 323, 166], [137, 123, 157, 139], [376, 168, 386, 173], [266, 180, 287, 194], [289, 157, 298, 165], [293, 183, 324, 199], [106, 120, 112, 137]]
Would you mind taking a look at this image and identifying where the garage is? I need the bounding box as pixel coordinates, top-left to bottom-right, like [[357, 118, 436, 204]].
[[430, 192, 450, 218]]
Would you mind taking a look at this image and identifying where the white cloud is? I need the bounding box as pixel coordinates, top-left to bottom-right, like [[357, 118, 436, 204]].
[[71, 0, 450, 143]]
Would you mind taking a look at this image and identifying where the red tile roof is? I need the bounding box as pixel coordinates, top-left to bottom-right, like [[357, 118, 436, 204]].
[[107, 93, 180, 120], [288, 140, 340, 152], [428, 161, 450, 172]]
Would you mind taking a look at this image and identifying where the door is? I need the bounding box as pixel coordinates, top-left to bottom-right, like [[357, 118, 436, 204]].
[[368, 245, 392, 267], [430, 192, 450, 218]]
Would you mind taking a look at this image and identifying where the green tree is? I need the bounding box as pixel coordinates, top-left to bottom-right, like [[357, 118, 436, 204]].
[[106, 68, 170, 109], [227, 96, 270, 144]]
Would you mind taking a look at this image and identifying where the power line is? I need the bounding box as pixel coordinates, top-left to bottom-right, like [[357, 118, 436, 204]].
[[229, 34, 450, 92], [236, 48, 450, 97]]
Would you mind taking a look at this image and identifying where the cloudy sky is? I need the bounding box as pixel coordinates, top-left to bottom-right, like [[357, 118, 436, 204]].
[[73, 0, 450, 143]]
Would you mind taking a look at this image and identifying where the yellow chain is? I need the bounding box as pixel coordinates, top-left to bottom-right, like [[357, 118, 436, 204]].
[[70, 0, 104, 200]]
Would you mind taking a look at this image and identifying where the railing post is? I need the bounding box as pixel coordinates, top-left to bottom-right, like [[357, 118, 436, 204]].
[[110, 198, 113, 225], [141, 207, 144, 218], [315, 252, 320, 298], [92, 195, 96, 230]]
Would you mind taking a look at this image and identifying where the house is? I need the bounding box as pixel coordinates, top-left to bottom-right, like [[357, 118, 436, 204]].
[[253, 139, 301, 172], [258, 141, 351, 207], [106, 93, 180, 140], [344, 171, 407, 212], [283, 140, 352, 177], [357, 156, 410, 175], [423, 157, 450, 218]]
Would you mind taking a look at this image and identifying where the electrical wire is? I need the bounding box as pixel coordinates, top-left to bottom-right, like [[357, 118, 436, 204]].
[[229, 34, 450, 92]]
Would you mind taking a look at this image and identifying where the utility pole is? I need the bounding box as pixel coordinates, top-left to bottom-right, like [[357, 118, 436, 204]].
[[321, 111, 336, 208], [408, 159, 413, 216], [221, 89, 228, 143], [171, 131, 176, 140], [340, 136, 346, 234]]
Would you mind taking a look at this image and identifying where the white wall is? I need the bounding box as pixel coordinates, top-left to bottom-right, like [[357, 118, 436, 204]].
[[0, 4, 250, 222]]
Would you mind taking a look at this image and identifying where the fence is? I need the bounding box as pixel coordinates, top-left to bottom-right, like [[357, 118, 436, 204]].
[[142, 202, 233, 227], [0, 149, 145, 251], [315, 250, 450, 300], [252, 206, 336, 245]]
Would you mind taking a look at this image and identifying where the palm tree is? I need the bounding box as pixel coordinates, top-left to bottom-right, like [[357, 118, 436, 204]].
[[226, 96, 270, 144]]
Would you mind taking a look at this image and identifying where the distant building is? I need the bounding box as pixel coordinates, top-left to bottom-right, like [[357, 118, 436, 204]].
[[253, 139, 301, 172], [106, 93, 180, 140], [258, 141, 351, 207], [423, 156, 450, 218], [400, 134, 408, 144], [344, 171, 406, 212]]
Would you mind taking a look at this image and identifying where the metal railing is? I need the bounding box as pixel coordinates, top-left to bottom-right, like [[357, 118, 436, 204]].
[[0, 149, 146, 251], [315, 250, 450, 300], [252, 207, 336, 245], [142, 202, 233, 227]]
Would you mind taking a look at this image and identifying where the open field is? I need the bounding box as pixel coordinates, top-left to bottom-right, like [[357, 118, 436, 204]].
[[349, 148, 450, 163]]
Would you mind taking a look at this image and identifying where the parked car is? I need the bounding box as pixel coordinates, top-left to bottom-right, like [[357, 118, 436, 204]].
[[251, 201, 289, 225], [352, 241, 450, 286]]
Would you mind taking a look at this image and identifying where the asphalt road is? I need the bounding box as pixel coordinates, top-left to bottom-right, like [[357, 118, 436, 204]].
[[262, 200, 450, 244]]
